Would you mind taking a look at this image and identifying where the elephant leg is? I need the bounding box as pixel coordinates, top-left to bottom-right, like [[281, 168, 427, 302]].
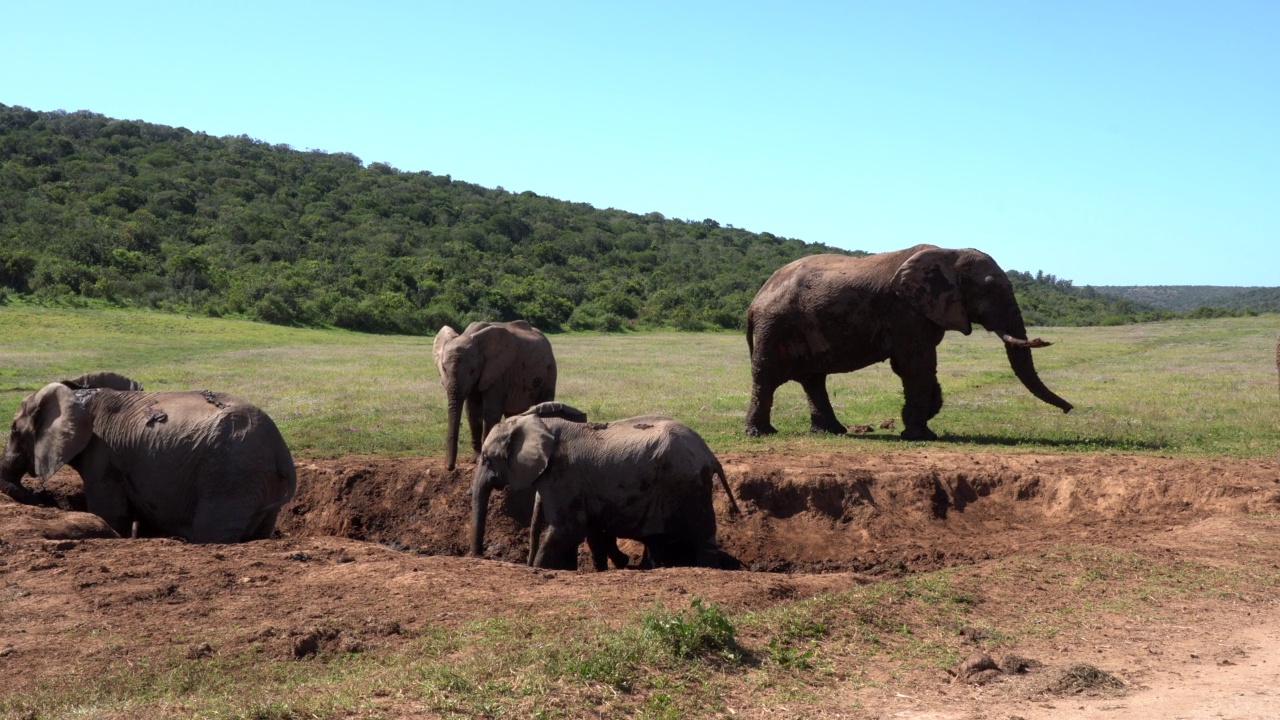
[[800, 375, 847, 434], [81, 469, 132, 538], [586, 531, 630, 571], [465, 392, 484, 456], [745, 377, 781, 436], [891, 351, 941, 441], [480, 393, 505, 448], [243, 507, 281, 541], [532, 524, 585, 570]]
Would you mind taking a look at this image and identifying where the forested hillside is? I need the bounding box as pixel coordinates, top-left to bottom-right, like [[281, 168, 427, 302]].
[[0, 104, 1261, 333], [0, 104, 849, 333], [1095, 286, 1280, 314]]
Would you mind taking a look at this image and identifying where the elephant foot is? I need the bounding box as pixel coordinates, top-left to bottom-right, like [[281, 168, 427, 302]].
[[744, 423, 778, 437], [900, 426, 938, 441], [808, 419, 848, 435]]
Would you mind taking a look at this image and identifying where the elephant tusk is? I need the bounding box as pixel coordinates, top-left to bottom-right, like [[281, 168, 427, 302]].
[[1000, 334, 1052, 349]]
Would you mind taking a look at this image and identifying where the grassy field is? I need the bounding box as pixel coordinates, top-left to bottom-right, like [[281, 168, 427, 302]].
[[1, 306, 1277, 457]]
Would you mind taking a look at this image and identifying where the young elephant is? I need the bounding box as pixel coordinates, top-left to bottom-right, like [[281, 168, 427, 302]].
[[471, 404, 740, 570], [434, 320, 557, 471], [0, 377, 296, 543]]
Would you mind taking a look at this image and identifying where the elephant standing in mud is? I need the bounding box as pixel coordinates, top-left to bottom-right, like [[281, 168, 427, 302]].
[[745, 245, 1073, 440], [470, 403, 740, 570], [434, 320, 557, 471], [0, 374, 296, 543]]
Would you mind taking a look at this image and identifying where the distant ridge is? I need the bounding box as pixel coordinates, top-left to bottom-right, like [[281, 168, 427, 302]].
[[1095, 286, 1280, 313]]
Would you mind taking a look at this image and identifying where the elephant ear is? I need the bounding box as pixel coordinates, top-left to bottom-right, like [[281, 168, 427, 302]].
[[473, 325, 516, 391], [433, 326, 460, 378], [504, 415, 555, 492], [62, 371, 142, 391], [891, 247, 973, 334], [27, 383, 93, 480]]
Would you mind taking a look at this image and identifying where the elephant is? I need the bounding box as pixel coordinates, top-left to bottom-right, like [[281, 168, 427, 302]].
[[62, 371, 143, 391], [0, 375, 296, 543], [470, 403, 740, 571], [745, 245, 1073, 440], [434, 320, 557, 471]]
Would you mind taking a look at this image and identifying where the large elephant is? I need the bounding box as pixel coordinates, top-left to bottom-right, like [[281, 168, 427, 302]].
[[745, 245, 1073, 440], [434, 320, 557, 471], [470, 404, 740, 570], [0, 376, 296, 543]]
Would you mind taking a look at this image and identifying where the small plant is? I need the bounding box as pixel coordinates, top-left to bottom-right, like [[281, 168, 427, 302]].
[[641, 598, 743, 663]]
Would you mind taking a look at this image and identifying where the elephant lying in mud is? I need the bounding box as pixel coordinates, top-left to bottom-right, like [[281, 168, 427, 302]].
[[434, 320, 558, 471], [471, 403, 740, 570], [0, 373, 296, 543], [746, 245, 1073, 440]]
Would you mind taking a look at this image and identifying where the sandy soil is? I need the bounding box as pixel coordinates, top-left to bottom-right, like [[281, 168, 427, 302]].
[[2, 450, 1279, 718]]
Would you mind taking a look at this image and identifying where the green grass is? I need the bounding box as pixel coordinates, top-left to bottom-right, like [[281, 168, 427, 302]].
[[2, 306, 1278, 457], [5, 547, 1279, 720]]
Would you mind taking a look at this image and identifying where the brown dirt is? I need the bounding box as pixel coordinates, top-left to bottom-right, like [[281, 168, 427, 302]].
[[3, 450, 1280, 718]]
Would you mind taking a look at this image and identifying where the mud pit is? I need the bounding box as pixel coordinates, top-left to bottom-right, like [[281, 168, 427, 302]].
[[278, 452, 1280, 574], [3, 450, 1280, 719]]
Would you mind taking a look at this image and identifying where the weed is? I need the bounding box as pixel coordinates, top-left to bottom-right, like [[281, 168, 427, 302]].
[[641, 598, 744, 663]]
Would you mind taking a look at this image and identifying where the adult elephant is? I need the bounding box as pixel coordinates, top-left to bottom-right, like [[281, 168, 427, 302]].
[[0, 376, 296, 543], [470, 404, 740, 570], [745, 245, 1073, 440], [434, 320, 557, 471]]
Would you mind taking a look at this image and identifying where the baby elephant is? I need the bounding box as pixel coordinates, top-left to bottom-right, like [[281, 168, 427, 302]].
[[0, 374, 296, 543], [470, 403, 739, 570]]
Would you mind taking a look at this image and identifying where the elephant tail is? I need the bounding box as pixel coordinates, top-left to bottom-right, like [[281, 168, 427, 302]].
[[745, 310, 755, 357], [714, 460, 741, 517]]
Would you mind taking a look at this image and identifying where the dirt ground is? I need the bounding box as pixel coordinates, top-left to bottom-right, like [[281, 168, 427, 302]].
[[3, 450, 1280, 718]]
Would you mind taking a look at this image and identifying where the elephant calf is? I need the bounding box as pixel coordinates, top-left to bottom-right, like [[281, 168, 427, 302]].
[[471, 403, 740, 571], [0, 375, 296, 543]]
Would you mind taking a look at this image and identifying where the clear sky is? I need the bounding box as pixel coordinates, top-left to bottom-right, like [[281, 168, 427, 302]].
[[2, 1, 1276, 285]]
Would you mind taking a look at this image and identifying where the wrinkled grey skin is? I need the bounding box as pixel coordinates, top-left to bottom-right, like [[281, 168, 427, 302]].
[[521, 403, 644, 571], [745, 245, 1074, 440], [471, 403, 740, 570], [434, 320, 557, 471], [0, 376, 296, 543]]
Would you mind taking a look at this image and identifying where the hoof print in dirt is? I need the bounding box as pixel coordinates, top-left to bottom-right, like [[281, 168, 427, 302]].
[[952, 651, 1002, 685], [1041, 663, 1125, 696], [185, 642, 214, 660]]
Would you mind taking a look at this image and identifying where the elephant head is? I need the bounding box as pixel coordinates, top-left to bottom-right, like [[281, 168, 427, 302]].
[[1, 383, 94, 490], [470, 413, 555, 557], [891, 247, 1073, 414]]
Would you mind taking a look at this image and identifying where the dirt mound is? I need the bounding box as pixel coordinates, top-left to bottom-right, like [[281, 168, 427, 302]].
[[269, 451, 1280, 573]]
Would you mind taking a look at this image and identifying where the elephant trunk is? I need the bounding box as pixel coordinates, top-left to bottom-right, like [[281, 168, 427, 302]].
[[0, 446, 36, 505], [470, 473, 495, 558], [444, 383, 464, 472], [993, 316, 1073, 413]]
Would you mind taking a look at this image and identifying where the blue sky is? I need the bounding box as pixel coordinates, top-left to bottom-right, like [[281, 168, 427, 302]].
[[2, 1, 1276, 285]]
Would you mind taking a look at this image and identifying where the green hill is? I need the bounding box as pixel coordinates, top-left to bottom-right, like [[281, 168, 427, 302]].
[[1095, 286, 1280, 314], [0, 104, 852, 333], [0, 103, 1248, 333]]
